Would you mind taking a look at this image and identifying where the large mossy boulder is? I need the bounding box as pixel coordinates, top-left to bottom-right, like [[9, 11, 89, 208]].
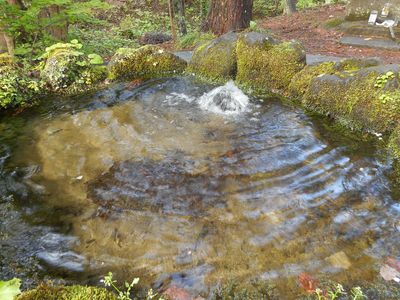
[[40, 41, 107, 95], [288, 58, 381, 98], [107, 45, 187, 81], [17, 284, 116, 300], [187, 32, 238, 82], [300, 63, 400, 133], [236, 31, 306, 92]]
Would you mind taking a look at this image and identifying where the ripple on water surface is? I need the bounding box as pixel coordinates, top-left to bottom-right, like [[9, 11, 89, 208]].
[[0, 77, 399, 297]]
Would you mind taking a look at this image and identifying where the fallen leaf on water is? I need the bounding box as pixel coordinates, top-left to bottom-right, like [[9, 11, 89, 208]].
[[325, 251, 351, 269], [298, 272, 319, 293], [380, 264, 400, 283], [385, 257, 400, 272], [163, 286, 192, 300]]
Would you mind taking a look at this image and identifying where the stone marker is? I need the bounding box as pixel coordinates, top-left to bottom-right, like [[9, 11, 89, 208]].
[[346, 0, 400, 20]]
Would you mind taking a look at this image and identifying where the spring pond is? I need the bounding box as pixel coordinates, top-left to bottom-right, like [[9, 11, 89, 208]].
[[0, 77, 399, 298]]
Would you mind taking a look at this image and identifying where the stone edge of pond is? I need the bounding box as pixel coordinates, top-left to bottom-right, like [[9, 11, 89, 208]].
[[187, 31, 400, 182]]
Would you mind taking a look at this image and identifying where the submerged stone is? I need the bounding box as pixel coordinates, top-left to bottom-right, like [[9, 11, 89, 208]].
[[87, 158, 224, 216], [188, 32, 238, 82], [107, 45, 187, 81], [236, 31, 306, 92]]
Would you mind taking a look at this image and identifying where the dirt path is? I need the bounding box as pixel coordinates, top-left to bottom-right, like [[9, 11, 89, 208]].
[[259, 5, 400, 64]]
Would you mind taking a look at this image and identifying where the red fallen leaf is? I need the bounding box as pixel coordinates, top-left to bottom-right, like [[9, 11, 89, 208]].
[[127, 79, 143, 89], [163, 286, 192, 300], [385, 257, 400, 273], [298, 272, 319, 293]]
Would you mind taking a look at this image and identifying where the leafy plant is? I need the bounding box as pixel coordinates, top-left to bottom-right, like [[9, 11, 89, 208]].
[[375, 71, 396, 89], [313, 284, 365, 300], [102, 272, 163, 300], [0, 278, 21, 300]]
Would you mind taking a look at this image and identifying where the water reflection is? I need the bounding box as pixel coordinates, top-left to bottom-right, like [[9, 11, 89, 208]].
[[0, 77, 399, 297]]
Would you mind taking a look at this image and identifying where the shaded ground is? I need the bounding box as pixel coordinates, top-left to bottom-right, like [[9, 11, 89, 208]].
[[259, 5, 400, 64]]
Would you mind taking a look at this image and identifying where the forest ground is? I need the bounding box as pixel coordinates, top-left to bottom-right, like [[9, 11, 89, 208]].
[[259, 4, 400, 64]]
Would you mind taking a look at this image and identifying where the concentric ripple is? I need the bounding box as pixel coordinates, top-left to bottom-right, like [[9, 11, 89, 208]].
[[0, 77, 399, 298]]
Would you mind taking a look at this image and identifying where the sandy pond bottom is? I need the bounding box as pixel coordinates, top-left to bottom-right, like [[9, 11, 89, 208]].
[[0, 77, 399, 298]]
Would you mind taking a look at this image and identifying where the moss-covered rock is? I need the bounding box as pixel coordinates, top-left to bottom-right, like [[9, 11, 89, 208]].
[[187, 32, 238, 83], [0, 65, 40, 109], [40, 42, 107, 95], [236, 31, 306, 92], [108, 45, 187, 81], [388, 126, 400, 179], [17, 284, 117, 300], [302, 64, 400, 133], [288, 62, 336, 98]]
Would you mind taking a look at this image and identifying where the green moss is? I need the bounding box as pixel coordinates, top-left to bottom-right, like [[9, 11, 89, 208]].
[[17, 284, 117, 300], [388, 127, 400, 179], [300, 65, 400, 133], [0, 66, 40, 109], [187, 33, 238, 83], [41, 47, 107, 95], [107, 45, 187, 81], [0, 53, 12, 66], [236, 37, 306, 92], [288, 62, 336, 98], [324, 18, 345, 29]]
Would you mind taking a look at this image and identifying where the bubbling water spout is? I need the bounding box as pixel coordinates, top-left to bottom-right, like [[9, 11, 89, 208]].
[[197, 81, 249, 115]]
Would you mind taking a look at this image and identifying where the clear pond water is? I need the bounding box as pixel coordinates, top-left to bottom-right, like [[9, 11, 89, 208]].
[[0, 77, 399, 298]]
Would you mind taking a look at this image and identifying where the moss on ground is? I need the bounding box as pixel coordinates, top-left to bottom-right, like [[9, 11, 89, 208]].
[[17, 284, 117, 300], [108, 45, 187, 81]]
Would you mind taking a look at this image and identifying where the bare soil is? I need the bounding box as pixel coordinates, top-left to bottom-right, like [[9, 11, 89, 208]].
[[259, 5, 400, 64]]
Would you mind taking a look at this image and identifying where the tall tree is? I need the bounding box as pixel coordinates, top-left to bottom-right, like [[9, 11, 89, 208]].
[[205, 0, 253, 35], [1, 0, 23, 56], [284, 0, 297, 15]]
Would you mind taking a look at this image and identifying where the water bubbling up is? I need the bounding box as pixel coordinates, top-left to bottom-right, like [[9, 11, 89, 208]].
[[197, 81, 249, 115]]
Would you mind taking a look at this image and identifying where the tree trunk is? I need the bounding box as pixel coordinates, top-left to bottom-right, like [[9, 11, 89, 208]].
[[174, 0, 187, 36], [0, 32, 8, 54], [284, 0, 297, 15], [3, 0, 24, 56], [205, 0, 253, 35], [168, 0, 177, 42], [39, 5, 68, 41]]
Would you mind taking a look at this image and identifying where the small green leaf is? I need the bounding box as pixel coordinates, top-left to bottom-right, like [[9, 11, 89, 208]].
[[88, 53, 104, 65], [70, 39, 79, 44], [0, 278, 21, 300]]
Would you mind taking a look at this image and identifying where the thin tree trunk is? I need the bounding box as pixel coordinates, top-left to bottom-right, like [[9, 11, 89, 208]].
[[174, 0, 187, 36], [3, 0, 23, 56], [0, 32, 8, 54], [205, 0, 253, 35], [168, 0, 177, 42], [284, 0, 297, 15], [39, 5, 68, 41]]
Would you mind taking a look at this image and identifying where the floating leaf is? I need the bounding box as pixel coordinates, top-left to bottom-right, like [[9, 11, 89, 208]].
[[325, 251, 351, 269], [380, 264, 400, 282], [298, 272, 319, 293], [385, 257, 400, 272], [0, 278, 21, 300], [163, 286, 192, 300]]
